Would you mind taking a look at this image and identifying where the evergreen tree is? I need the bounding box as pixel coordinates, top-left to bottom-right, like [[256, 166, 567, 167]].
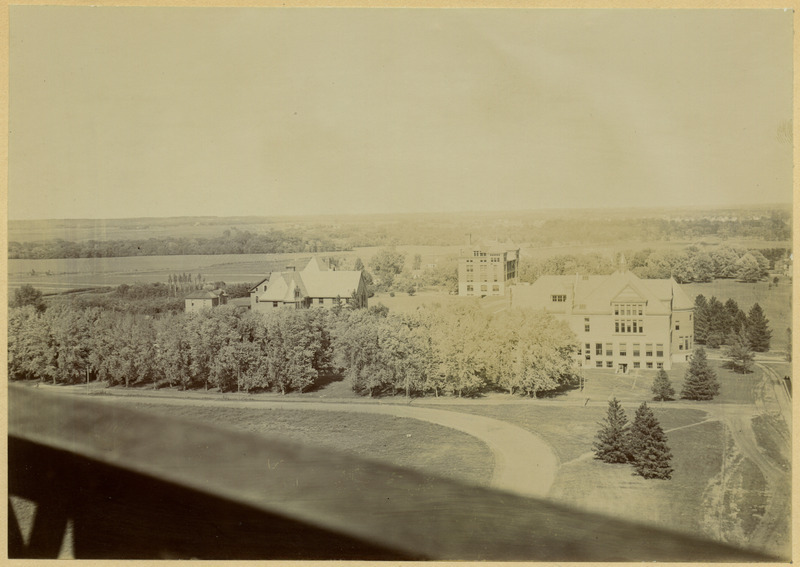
[[745, 303, 772, 352], [680, 347, 720, 400], [705, 296, 728, 348], [724, 298, 747, 337], [629, 402, 673, 480], [593, 397, 632, 463], [651, 369, 675, 401], [724, 330, 754, 374]]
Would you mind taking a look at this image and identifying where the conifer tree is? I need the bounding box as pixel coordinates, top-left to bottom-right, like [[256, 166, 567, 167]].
[[593, 397, 632, 463], [651, 369, 675, 401], [724, 298, 747, 337], [629, 402, 673, 479], [680, 347, 720, 400], [745, 303, 772, 352], [724, 330, 754, 374]]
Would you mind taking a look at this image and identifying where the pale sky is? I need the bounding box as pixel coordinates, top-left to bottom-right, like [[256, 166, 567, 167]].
[[9, 7, 793, 220]]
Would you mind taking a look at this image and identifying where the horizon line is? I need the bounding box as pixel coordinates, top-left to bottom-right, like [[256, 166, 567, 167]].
[[7, 202, 793, 224]]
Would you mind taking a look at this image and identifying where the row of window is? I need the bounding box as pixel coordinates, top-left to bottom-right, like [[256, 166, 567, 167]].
[[465, 265, 503, 273], [469, 252, 503, 261], [614, 303, 644, 316], [465, 276, 500, 282], [583, 343, 664, 358], [466, 284, 501, 292], [614, 320, 644, 334], [594, 361, 663, 369]]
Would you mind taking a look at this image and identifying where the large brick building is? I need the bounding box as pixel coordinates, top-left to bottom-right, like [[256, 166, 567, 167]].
[[513, 267, 694, 371], [458, 243, 519, 297]]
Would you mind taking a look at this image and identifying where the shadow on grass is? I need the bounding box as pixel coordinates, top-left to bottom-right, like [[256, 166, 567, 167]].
[[303, 373, 346, 393]]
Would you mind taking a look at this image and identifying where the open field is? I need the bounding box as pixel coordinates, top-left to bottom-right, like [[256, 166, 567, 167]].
[[7, 246, 457, 294]]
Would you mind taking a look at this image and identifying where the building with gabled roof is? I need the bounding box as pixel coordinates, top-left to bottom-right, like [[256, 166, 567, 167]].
[[185, 289, 228, 313], [249, 258, 368, 311], [513, 265, 693, 371]]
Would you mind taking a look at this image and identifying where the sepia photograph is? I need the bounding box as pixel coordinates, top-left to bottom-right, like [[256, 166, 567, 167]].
[[6, 4, 794, 561]]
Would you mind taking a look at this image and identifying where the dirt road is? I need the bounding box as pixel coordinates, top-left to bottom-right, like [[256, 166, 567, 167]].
[[95, 394, 559, 499]]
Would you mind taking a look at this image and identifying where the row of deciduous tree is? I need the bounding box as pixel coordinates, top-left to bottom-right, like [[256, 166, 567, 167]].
[[9, 212, 791, 259], [8, 228, 339, 259], [8, 301, 579, 398], [694, 295, 772, 351], [334, 303, 578, 398], [517, 245, 788, 285]]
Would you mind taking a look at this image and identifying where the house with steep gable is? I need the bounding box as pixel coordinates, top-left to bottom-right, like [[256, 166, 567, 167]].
[[513, 263, 693, 371], [250, 258, 368, 311]]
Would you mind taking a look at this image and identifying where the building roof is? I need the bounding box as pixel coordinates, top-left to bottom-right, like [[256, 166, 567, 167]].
[[185, 290, 221, 300], [301, 270, 362, 298], [252, 257, 363, 303], [304, 257, 329, 272], [515, 270, 691, 315], [460, 241, 519, 256]]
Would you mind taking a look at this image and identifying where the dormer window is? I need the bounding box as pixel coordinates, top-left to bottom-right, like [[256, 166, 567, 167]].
[[614, 301, 645, 334]]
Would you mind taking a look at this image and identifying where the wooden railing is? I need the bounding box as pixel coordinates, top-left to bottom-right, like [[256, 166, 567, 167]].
[[8, 384, 775, 561]]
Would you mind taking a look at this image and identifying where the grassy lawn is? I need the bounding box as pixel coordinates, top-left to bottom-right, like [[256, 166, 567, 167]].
[[547, 421, 726, 540], [130, 404, 493, 487], [567, 358, 770, 407]]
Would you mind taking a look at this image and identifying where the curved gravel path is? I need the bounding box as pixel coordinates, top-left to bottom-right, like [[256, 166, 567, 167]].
[[97, 394, 559, 498]]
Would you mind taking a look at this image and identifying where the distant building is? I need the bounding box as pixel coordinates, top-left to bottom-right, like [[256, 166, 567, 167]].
[[185, 289, 228, 313], [458, 242, 519, 296], [513, 265, 693, 371], [250, 257, 368, 311]]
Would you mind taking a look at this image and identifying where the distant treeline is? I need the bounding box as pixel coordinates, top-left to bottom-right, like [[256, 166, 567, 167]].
[[519, 246, 790, 284], [338, 214, 791, 248], [8, 228, 341, 259], [8, 302, 578, 398], [8, 212, 791, 259]]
